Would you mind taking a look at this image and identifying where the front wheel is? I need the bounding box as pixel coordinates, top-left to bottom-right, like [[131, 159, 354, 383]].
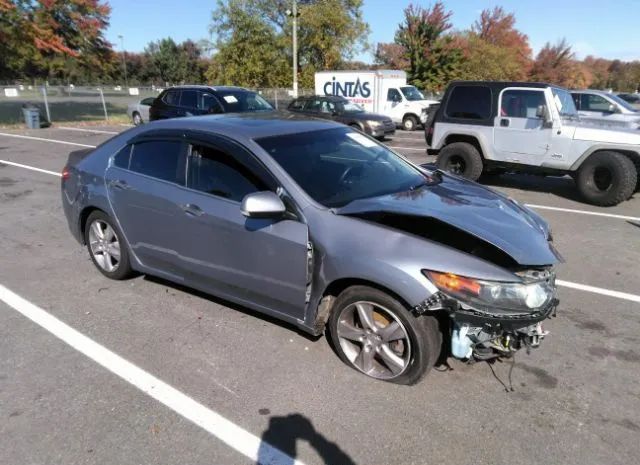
[[328, 286, 441, 385], [132, 112, 143, 126], [402, 115, 418, 131], [576, 151, 637, 206]]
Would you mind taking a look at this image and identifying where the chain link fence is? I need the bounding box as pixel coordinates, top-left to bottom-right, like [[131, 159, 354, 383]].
[[0, 85, 315, 126]]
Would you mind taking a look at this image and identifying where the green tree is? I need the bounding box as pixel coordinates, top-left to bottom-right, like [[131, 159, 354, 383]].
[[144, 38, 206, 84], [455, 33, 524, 81], [394, 2, 461, 92]]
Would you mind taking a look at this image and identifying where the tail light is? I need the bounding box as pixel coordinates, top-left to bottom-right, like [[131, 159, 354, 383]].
[[61, 166, 71, 181]]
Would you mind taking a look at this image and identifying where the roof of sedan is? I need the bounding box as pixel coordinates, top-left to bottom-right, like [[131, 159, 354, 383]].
[[140, 111, 343, 140]]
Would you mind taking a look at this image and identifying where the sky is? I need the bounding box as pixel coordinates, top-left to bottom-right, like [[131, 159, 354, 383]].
[[105, 0, 640, 63]]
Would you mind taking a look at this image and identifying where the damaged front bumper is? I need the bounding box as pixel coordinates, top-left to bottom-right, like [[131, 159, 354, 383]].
[[413, 292, 558, 361]]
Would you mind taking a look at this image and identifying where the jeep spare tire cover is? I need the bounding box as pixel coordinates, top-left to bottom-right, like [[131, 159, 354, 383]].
[[436, 142, 483, 181]]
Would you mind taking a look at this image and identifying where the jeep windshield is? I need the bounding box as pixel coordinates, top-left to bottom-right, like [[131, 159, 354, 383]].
[[256, 127, 437, 208], [551, 87, 579, 118], [400, 86, 426, 101]]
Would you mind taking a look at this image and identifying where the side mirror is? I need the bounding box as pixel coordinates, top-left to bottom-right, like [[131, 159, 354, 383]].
[[535, 104, 547, 119], [608, 104, 619, 113], [241, 191, 286, 219]]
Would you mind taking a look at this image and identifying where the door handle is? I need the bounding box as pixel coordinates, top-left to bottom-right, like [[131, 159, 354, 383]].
[[500, 118, 510, 127], [110, 179, 130, 190], [180, 203, 204, 217]]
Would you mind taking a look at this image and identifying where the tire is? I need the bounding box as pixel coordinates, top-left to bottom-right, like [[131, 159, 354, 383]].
[[436, 142, 484, 181], [328, 285, 441, 385], [576, 151, 637, 206], [132, 112, 143, 126], [632, 157, 640, 192], [402, 115, 418, 131], [84, 210, 134, 280]]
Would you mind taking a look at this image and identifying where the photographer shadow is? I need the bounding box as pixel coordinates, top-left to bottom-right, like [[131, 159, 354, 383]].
[[257, 413, 356, 465]]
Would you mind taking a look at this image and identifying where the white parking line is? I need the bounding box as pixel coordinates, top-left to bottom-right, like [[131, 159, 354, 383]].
[[0, 132, 96, 148], [57, 127, 119, 135], [525, 204, 640, 222], [386, 145, 426, 151], [0, 284, 305, 465], [0, 159, 62, 177], [557, 280, 640, 303]]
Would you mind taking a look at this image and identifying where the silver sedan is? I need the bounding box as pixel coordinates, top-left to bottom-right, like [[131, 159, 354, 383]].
[[126, 97, 156, 125]]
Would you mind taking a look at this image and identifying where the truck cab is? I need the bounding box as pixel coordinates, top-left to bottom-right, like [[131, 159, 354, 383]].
[[427, 81, 640, 206]]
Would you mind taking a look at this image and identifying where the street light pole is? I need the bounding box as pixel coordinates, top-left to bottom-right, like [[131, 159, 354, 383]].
[[118, 34, 128, 89], [292, 0, 298, 98]]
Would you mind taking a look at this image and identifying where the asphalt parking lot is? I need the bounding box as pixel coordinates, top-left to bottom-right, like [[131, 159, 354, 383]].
[[1, 125, 639, 465]]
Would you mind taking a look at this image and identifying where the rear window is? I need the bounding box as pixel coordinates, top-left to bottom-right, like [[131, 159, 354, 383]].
[[129, 140, 184, 184], [446, 86, 491, 119]]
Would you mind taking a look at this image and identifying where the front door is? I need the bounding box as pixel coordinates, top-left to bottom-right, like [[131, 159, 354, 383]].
[[105, 139, 187, 277], [493, 88, 552, 165], [174, 136, 310, 320]]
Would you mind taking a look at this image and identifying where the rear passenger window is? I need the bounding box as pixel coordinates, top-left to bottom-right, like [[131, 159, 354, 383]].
[[129, 140, 184, 184], [446, 86, 491, 119], [163, 90, 179, 105], [113, 145, 131, 169], [187, 145, 268, 202], [180, 90, 198, 108]]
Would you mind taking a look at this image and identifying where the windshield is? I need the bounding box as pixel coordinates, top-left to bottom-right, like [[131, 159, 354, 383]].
[[400, 86, 426, 101], [608, 93, 638, 112], [256, 127, 433, 208], [216, 91, 273, 112], [551, 88, 578, 118], [341, 101, 364, 113]]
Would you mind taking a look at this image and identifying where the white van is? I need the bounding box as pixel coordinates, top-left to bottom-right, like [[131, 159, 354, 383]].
[[314, 70, 439, 131]]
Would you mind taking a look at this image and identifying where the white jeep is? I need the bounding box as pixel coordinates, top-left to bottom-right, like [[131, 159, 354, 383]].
[[425, 81, 640, 206]]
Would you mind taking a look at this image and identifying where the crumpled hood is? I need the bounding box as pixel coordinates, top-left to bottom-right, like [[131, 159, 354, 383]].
[[573, 123, 640, 144], [336, 173, 562, 267]]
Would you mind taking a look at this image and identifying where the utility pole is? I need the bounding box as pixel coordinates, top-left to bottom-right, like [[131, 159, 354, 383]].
[[118, 35, 128, 89], [292, 0, 298, 98]]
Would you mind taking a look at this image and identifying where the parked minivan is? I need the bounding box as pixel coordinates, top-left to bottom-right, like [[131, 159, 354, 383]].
[[149, 85, 273, 121]]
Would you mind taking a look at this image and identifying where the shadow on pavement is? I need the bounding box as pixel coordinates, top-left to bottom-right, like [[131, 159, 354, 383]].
[[257, 413, 356, 465]]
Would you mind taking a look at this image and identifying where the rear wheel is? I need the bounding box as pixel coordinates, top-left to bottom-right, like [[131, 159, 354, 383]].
[[436, 142, 484, 181], [402, 115, 418, 131], [576, 151, 637, 206], [328, 286, 441, 385], [84, 210, 134, 280]]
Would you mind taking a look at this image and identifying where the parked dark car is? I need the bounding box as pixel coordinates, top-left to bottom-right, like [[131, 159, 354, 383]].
[[61, 113, 559, 384], [149, 85, 273, 121], [287, 95, 395, 139]]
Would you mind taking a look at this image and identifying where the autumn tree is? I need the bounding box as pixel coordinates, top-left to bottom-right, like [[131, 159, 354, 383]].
[[530, 39, 589, 88], [374, 43, 409, 70], [394, 2, 461, 92]]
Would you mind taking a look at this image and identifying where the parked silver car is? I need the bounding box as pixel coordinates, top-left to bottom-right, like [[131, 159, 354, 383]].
[[571, 89, 640, 129], [61, 114, 560, 384], [126, 97, 156, 125]]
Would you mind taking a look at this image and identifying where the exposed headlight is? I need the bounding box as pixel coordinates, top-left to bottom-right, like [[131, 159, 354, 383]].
[[368, 120, 382, 128], [423, 270, 555, 312]]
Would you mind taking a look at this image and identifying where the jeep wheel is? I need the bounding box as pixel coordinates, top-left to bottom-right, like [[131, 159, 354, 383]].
[[436, 142, 484, 181], [402, 115, 418, 131], [576, 151, 637, 206]]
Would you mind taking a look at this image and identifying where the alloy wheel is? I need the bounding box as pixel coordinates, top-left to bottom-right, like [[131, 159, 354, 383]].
[[336, 301, 411, 380], [88, 219, 121, 273]]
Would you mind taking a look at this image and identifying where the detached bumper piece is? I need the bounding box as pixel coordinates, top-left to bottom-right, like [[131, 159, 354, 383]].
[[413, 294, 559, 361]]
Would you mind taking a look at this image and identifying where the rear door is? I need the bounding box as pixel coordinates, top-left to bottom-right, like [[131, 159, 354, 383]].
[[104, 138, 187, 278], [493, 88, 552, 164], [174, 135, 310, 319]]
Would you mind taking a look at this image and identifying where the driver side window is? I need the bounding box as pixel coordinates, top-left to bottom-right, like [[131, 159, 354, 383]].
[[387, 88, 402, 102], [199, 93, 223, 114], [500, 90, 545, 118], [581, 94, 611, 112]]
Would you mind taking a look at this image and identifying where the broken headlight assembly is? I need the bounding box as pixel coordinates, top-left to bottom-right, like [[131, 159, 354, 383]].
[[422, 270, 555, 314]]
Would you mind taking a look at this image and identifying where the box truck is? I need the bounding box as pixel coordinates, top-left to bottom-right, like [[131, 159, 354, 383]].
[[314, 70, 438, 131]]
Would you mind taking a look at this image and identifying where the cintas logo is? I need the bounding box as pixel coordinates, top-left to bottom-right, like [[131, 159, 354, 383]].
[[323, 76, 371, 98]]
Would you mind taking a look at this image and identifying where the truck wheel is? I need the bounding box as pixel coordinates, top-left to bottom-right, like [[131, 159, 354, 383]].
[[436, 142, 484, 181], [402, 115, 418, 131], [328, 285, 441, 385], [576, 151, 637, 206]]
